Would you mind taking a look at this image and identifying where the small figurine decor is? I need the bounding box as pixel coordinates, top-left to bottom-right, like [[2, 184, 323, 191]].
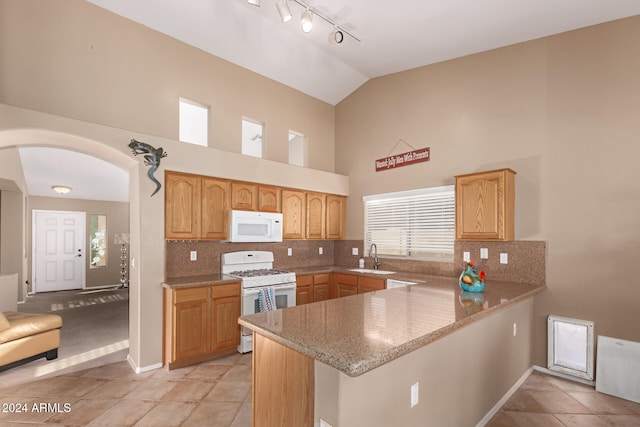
[[459, 261, 486, 293], [128, 138, 168, 197]]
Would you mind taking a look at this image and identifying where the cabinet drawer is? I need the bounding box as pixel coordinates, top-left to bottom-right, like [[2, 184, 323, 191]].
[[297, 275, 313, 286], [359, 276, 385, 291], [335, 273, 358, 286], [313, 273, 329, 284], [174, 287, 209, 303], [211, 282, 240, 299]]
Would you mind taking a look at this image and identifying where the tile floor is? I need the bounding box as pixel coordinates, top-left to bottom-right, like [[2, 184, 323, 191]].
[[3, 356, 640, 426], [486, 370, 640, 427], [0, 352, 252, 427]]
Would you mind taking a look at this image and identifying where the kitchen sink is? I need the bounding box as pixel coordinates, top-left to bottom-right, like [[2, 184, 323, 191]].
[[348, 268, 396, 275]]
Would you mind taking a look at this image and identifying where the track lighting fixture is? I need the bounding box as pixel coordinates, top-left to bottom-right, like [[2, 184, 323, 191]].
[[329, 28, 343, 44], [267, 0, 360, 43], [276, 0, 292, 23], [248, 0, 260, 6], [300, 9, 313, 33]]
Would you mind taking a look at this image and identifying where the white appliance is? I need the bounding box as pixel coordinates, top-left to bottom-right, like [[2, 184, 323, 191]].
[[386, 279, 418, 289], [221, 251, 296, 353], [228, 210, 283, 243]]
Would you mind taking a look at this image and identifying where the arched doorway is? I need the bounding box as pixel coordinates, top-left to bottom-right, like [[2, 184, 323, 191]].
[[0, 129, 141, 381]]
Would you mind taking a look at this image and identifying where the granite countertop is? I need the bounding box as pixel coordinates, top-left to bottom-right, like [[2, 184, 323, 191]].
[[162, 274, 241, 289], [239, 276, 545, 377]]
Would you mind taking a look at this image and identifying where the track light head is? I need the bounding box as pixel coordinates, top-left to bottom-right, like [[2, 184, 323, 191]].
[[329, 29, 344, 44], [301, 9, 313, 33], [276, 0, 292, 22]]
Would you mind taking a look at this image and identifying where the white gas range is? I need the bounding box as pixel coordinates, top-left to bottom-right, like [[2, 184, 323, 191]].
[[221, 251, 296, 353]]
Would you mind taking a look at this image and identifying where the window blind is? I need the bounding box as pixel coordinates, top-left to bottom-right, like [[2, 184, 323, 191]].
[[363, 185, 455, 260]]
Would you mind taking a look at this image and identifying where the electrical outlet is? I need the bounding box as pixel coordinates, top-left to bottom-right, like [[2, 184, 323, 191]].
[[352, 247, 359, 255], [287, 248, 292, 256], [463, 251, 471, 262], [480, 248, 489, 259], [411, 382, 419, 407], [190, 251, 197, 261], [513, 323, 517, 336], [500, 253, 508, 264], [319, 247, 323, 255]]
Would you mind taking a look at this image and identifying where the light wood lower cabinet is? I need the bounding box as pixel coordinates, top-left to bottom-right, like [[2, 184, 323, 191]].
[[335, 273, 358, 298], [164, 282, 240, 370], [358, 276, 386, 294], [297, 273, 332, 305]]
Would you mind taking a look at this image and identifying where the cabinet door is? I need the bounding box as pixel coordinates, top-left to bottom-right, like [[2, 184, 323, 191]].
[[358, 276, 385, 294], [201, 178, 230, 240], [296, 275, 313, 305], [306, 193, 326, 239], [313, 283, 329, 302], [258, 186, 281, 212], [335, 273, 358, 298], [211, 283, 240, 351], [455, 168, 515, 241], [326, 195, 346, 240], [282, 190, 306, 239], [172, 287, 209, 362], [165, 172, 200, 239], [231, 182, 258, 211]]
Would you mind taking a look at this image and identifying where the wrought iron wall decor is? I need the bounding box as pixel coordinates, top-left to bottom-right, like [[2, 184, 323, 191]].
[[128, 138, 168, 196]]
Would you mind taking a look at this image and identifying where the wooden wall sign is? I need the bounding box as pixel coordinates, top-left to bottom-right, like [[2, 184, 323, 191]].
[[375, 147, 430, 172]]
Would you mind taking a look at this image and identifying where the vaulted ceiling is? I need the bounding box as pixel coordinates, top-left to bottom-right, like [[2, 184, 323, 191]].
[[88, 0, 640, 105]]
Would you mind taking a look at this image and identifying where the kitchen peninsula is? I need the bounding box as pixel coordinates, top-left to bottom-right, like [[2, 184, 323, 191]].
[[239, 275, 545, 427]]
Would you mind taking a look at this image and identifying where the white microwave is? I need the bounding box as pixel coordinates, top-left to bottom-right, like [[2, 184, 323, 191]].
[[229, 210, 283, 242]]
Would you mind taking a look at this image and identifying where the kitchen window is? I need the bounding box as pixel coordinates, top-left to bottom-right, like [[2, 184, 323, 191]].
[[363, 185, 455, 261], [242, 117, 263, 158], [179, 97, 208, 146]]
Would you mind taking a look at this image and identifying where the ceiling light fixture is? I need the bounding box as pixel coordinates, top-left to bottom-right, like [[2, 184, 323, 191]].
[[51, 185, 72, 194], [276, 0, 292, 23], [301, 9, 313, 33], [329, 27, 343, 44], [248, 0, 260, 6], [279, 0, 360, 43]]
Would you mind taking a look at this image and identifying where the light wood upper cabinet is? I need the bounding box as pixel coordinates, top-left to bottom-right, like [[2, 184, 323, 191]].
[[165, 170, 345, 240], [201, 178, 230, 240], [282, 190, 306, 239], [258, 185, 281, 212], [455, 168, 516, 241], [231, 182, 258, 211], [306, 193, 326, 239], [326, 195, 346, 240], [165, 172, 230, 240], [165, 172, 201, 239]]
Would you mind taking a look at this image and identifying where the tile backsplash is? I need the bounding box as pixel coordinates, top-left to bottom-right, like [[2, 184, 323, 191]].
[[166, 239, 546, 285]]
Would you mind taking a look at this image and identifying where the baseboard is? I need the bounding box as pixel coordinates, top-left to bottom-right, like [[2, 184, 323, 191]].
[[533, 365, 595, 387], [127, 354, 162, 374], [475, 366, 534, 427]]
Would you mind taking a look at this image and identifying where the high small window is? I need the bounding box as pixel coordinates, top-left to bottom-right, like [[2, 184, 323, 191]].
[[288, 130, 307, 167], [242, 118, 263, 158], [179, 98, 208, 146], [363, 185, 455, 260]]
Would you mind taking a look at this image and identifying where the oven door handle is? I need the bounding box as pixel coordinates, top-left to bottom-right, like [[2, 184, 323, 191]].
[[243, 283, 296, 296]]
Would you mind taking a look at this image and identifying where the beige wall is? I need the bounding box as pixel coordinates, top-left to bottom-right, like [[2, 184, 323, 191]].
[[0, 149, 28, 301], [315, 299, 534, 426], [0, 0, 336, 173], [0, 0, 346, 371], [336, 16, 640, 366], [28, 197, 129, 289]]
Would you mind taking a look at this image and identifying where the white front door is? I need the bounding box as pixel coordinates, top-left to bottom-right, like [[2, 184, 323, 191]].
[[33, 210, 85, 293]]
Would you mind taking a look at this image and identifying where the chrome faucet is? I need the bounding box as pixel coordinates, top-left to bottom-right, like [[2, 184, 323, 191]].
[[369, 243, 380, 270]]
